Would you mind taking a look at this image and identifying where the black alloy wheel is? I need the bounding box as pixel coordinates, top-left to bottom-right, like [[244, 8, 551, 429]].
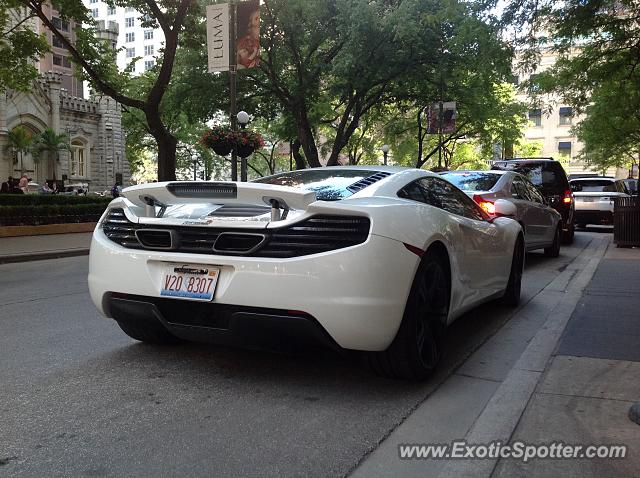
[[501, 236, 524, 307], [545, 225, 562, 258], [365, 250, 450, 381]]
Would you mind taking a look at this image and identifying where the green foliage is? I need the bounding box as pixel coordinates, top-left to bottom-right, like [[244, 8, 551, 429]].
[[505, 0, 640, 173], [0, 3, 50, 90], [513, 139, 543, 158], [32, 128, 71, 162], [0, 194, 111, 206], [0, 202, 109, 226]]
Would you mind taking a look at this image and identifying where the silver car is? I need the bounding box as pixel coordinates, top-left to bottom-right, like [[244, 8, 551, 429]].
[[442, 170, 562, 256], [570, 177, 630, 227]]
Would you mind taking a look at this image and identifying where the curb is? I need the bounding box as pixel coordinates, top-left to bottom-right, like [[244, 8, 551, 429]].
[[0, 248, 90, 265], [437, 235, 611, 478]]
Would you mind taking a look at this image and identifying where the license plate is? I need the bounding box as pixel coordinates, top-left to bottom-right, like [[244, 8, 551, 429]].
[[160, 263, 219, 301]]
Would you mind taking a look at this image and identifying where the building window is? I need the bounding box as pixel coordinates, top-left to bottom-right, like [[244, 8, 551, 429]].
[[125, 32, 135, 42], [141, 14, 152, 22], [126, 47, 135, 58], [71, 140, 87, 177], [125, 7, 135, 12], [52, 54, 71, 68], [52, 36, 65, 49], [558, 141, 572, 157], [125, 17, 135, 28], [559, 107, 573, 126], [91, 8, 99, 18], [90, 0, 97, 3], [145, 60, 155, 71], [528, 108, 542, 127], [144, 30, 153, 40], [107, 6, 116, 15], [52, 17, 69, 31], [144, 45, 154, 56]]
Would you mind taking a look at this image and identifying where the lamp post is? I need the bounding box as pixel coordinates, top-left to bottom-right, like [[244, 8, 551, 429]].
[[237, 110, 250, 182], [381, 144, 390, 166], [192, 153, 198, 181]]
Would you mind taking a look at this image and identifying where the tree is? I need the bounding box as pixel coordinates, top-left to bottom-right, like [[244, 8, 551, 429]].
[[0, 6, 49, 90], [32, 128, 71, 178], [4, 125, 34, 174], [1, 0, 198, 181], [504, 0, 640, 173]]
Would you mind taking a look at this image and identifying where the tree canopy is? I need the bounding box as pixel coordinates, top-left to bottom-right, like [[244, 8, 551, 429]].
[[505, 0, 640, 173]]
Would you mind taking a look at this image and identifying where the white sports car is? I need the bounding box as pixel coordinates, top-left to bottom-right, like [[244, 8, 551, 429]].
[[88, 167, 524, 380]]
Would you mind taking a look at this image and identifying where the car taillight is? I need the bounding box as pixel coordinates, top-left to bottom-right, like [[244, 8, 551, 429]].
[[473, 194, 496, 216], [563, 189, 572, 204]]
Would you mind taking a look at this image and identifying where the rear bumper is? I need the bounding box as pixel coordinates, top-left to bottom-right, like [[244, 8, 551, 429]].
[[89, 227, 419, 351], [574, 210, 614, 225], [106, 293, 341, 352]]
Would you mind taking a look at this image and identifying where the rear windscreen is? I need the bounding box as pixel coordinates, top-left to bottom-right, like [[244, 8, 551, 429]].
[[571, 180, 617, 192], [441, 172, 501, 192], [254, 169, 380, 201], [494, 163, 567, 190]]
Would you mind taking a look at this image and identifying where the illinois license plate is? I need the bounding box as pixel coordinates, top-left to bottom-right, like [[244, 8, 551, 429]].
[[160, 264, 220, 301]]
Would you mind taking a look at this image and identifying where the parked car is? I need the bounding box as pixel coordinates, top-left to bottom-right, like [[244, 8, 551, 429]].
[[492, 158, 575, 243], [570, 177, 630, 227], [441, 170, 562, 257], [89, 167, 524, 380], [623, 178, 638, 196]]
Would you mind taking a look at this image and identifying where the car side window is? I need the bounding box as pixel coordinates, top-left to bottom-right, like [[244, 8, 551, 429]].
[[511, 177, 531, 201], [398, 181, 427, 203], [523, 178, 545, 203], [418, 177, 486, 221]]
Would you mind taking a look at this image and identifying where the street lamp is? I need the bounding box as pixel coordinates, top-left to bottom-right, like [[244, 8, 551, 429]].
[[381, 144, 390, 165], [192, 153, 199, 181], [237, 111, 250, 182]]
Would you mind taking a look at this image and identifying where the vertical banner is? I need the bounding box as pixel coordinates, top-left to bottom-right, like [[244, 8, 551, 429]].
[[236, 0, 260, 69], [427, 102, 457, 134], [207, 3, 230, 73]]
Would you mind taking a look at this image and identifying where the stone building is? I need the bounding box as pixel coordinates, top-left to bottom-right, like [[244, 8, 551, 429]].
[[0, 9, 129, 192]]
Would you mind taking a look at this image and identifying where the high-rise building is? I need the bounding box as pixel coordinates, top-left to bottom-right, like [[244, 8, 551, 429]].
[[83, 1, 165, 75]]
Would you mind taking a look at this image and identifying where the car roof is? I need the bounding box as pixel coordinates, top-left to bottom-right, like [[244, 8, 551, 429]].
[[443, 170, 508, 175], [494, 157, 556, 162]]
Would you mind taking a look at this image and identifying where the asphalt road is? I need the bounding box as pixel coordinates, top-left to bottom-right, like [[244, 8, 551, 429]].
[[0, 231, 606, 478]]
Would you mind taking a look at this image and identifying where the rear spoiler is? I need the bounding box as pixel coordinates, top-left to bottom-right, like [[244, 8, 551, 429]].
[[121, 181, 317, 215]]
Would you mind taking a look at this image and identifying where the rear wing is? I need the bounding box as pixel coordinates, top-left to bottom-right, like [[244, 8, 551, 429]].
[[121, 181, 317, 217]]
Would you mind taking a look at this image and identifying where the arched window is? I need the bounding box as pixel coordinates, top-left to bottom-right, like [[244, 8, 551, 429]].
[[71, 139, 87, 177]]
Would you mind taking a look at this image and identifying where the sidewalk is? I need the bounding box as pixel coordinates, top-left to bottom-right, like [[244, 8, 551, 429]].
[[492, 244, 640, 477], [353, 235, 640, 478], [0, 232, 92, 264]]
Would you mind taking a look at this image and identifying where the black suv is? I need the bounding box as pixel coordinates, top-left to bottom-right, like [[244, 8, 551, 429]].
[[492, 158, 575, 243]]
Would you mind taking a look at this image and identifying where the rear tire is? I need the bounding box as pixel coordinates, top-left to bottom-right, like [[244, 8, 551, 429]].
[[562, 223, 575, 244], [544, 225, 562, 258], [501, 236, 524, 307], [364, 251, 450, 381], [117, 319, 182, 345]]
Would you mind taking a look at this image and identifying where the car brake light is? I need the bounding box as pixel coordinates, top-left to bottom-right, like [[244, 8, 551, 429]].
[[563, 189, 572, 204], [473, 194, 496, 216]]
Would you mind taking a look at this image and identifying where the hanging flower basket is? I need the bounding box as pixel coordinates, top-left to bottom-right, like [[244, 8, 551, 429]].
[[201, 126, 265, 158], [201, 125, 233, 156], [212, 142, 233, 156], [230, 130, 265, 158]]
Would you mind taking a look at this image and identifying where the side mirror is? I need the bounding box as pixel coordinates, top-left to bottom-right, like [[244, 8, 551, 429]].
[[494, 199, 517, 218]]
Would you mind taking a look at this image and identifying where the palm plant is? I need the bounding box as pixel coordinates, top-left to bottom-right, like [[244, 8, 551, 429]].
[[32, 128, 71, 178], [5, 126, 34, 174]]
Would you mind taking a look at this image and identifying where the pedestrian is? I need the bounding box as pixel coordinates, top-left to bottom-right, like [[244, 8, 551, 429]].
[[111, 182, 120, 198], [18, 174, 29, 193], [0, 176, 11, 193]]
